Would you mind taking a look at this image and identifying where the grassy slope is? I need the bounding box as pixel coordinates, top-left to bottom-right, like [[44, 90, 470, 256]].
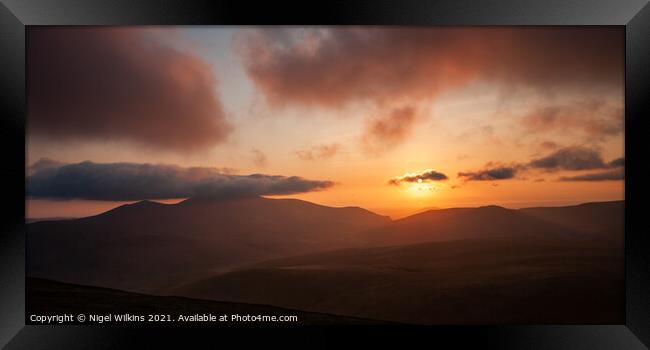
[[176, 236, 624, 325], [27, 278, 393, 325]]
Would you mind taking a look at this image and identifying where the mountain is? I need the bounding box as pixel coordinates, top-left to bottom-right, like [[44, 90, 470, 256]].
[[26, 217, 76, 224], [28, 198, 624, 324], [175, 234, 624, 324], [357, 204, 582, 246], [27, 196, 390, 293], [27, 278, 392, 325], [173, 201, 624, 324], [519, 200, 624, 234]]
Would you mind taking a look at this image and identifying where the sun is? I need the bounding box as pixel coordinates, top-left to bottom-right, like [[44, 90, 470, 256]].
[[407, 182, 436, 197]]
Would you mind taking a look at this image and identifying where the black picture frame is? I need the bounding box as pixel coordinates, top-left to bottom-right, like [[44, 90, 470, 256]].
[[1, 0, 649, 348]]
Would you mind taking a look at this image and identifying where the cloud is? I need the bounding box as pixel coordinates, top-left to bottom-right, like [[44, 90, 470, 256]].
[[28, 28, 231, 152], [539, 141, 560, 150], [236, 27, 623, 109], [608, 157, 625, 168], [236, 28, 622, 156], [559, 168, 624, 181], [251, 148, 268, 167], [27, 158, 65, 175], [362, 106, 417, 154], [529, 146, 606, 171], [296, 143, 342, 160], [388, 169, 448, 185], [521, 101, 623, 139], [458, 166, 518, 181], [27, 161, 333, 201], [458, 147, 624, 182], [557, 155, 624, 181]]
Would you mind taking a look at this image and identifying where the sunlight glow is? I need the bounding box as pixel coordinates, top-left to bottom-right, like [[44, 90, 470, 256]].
[[407, 183, 437, 196]]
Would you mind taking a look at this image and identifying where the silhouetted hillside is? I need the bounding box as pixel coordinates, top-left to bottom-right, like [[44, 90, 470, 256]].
[[28, 199, 624, 324], [27, 278, 391, 325], [176, 235, 624, 324], [358, 204, 586, 246], [519, 201, 623, 234], [27, 196, 390, 292]]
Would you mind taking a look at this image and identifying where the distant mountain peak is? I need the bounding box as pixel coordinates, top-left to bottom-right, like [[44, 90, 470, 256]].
[[120, 199, 169, 210], [130, 199, 158, 206], [475, 205, 508, 210]]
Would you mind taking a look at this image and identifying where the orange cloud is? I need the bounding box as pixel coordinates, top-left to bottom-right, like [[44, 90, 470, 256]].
[[251, 148, 268, 167], [362, 106, 417, 154], [237, 27, 623, 109], [296, 143, 342, 161], [28, 28, 231, 152], [522, 101, 623, 139]]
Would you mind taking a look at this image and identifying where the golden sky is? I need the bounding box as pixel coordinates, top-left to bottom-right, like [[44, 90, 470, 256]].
[[26, 27, 624, 219]]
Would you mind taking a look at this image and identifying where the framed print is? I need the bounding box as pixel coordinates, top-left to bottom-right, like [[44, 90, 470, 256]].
[[1, 0, 649, 349]]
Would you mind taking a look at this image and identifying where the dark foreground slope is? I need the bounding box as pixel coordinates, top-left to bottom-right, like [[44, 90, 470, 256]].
[[176, 234, 624, 325], [26, 278, 392, 325], [27, 196, 390, 292]]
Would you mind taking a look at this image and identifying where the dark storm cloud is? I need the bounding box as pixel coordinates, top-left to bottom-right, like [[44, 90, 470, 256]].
[[28, 28, 231, 152], [457, 167, 518, 181], [559, 168, 624, 181], [27, 161, 334, 201], [528, 146, 606, 171], [388, 169, 449, 186], [236, 27, 623, 109]]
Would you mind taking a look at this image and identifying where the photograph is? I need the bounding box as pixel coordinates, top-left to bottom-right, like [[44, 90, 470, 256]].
[[25, 26, 625, 326]]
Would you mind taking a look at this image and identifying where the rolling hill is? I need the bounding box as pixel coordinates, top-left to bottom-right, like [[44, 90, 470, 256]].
[[519, 200, 624, 234], [27, 198, 624, 324], [173, 201, 624, 324], [175, 234, 624, 324], [357, 201, 623, 246], [27, 196, 390, 293]]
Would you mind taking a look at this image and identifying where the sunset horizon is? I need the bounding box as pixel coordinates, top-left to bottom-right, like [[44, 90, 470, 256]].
[[26, 25, 626, 326], [26, 27, 624, 220], [27, 192, 624, 221]]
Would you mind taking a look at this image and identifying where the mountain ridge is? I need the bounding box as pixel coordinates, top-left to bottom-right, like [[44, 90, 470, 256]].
[[27, 197, 623, 295], [27, 195, 391, 293]]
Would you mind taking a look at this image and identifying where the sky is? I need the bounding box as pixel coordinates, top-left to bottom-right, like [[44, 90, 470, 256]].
[[26, 26, 624, 219]]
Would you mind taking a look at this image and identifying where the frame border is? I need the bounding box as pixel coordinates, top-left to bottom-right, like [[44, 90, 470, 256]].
[[1, 1, 649, 348]]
